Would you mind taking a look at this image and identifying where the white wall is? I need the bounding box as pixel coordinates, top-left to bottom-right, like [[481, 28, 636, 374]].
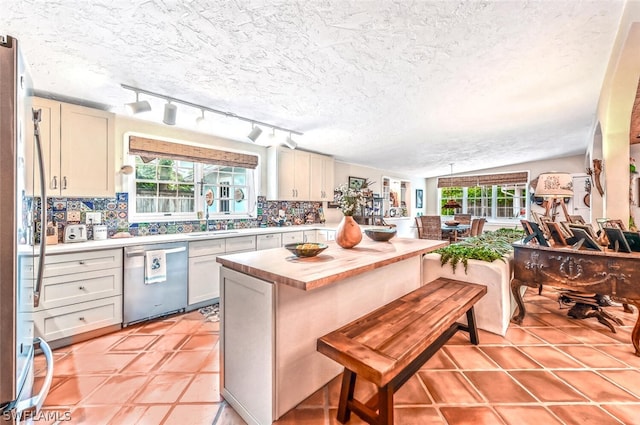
[[326, 161, 427, 224], [113, 115, 269, 195], [424, 154, 587, 223]]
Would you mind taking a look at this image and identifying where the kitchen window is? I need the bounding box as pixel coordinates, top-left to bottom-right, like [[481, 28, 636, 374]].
[[127, 156, 256, 223], [438, 171, 528, 221], [125, 134, 259, 223]]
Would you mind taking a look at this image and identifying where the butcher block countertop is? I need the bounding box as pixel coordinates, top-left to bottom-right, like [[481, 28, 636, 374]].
[[216, 237, 447, 291]]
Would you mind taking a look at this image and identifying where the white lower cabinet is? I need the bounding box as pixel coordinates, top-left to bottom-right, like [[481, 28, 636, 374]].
[[281, 231, 305, 246], [316, 230, 336, 242], [256, 233, 281, 250], [27, 248, 123, 344], [188, 239, 225, 307], [188, 236, 257, 310]]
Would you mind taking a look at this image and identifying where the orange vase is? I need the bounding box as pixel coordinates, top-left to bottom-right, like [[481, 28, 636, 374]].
[[335, 215, 362, 249]]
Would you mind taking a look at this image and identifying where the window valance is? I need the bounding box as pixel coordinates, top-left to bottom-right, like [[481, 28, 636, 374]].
[[437, 171, 528, 188], [128, 135, 259, 169]]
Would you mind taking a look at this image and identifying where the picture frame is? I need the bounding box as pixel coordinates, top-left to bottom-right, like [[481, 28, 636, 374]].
[[568, 223, 597, 239], [520, 220, 550, 247], [570, 227, 603, 251], [348, 176, 366, 190], [547, 221, 569, 246], [623, 231, 640, 252], [415, 189, 423, 208], [604, 227, 632, 252]]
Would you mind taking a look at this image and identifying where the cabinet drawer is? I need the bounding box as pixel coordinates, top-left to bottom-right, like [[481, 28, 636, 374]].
[[39, 268, 122, 311], [22, 268, 122, 312], [226, 236, 256, 253], [256, 234, 282, 251], [26, 249, 123, 277], [189, 238, 226, 257], [281, 231, 304, 245], [33, 296, 122, 342]]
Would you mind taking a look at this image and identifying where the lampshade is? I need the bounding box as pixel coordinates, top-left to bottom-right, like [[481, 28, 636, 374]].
[[534, 172, 573, 198], [284, 133, 297, 149], [247, 124, 263, 142], [163, 102, 177, 125], [443, 199, 462, 209], [124, 92, 151, 115]]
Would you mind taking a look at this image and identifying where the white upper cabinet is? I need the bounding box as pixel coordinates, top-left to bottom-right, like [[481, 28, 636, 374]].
[[267, 146, 334, 201], [267, 146, 310, 200], [309, 153, 335, 201], [27, 98, 115, 197]]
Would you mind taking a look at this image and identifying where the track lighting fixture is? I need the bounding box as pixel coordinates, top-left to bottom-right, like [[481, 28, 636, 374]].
[[124, 92, 151, 115], [196, 109, 206, 126], [247, 124, 263, 142], [284, 132, 297, 150], [121, 84, 303, 140], [163, 101, 177, 125]]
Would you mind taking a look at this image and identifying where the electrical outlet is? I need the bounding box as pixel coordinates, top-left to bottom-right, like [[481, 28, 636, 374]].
[[86, 212, 102, 224]]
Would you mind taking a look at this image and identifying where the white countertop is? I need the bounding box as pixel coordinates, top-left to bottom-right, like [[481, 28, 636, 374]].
[[36, 223, 366, 254]]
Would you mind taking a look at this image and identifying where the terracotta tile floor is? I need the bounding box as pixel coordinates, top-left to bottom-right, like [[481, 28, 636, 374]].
[[34, 287, 640, 424]]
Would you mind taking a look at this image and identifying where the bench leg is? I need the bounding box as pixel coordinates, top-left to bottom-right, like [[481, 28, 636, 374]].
[[378, 385, 394, 425], [466, 306, 479, 345], [337, 368, 356, 423]]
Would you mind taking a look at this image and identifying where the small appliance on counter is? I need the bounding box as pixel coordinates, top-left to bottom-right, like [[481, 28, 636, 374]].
[[93, 225, 107, 240], [63, 224, 87, 243]]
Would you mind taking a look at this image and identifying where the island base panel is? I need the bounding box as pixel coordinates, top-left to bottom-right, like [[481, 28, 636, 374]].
[[221, 268, 274, 425], [221, 256, 422, 424]]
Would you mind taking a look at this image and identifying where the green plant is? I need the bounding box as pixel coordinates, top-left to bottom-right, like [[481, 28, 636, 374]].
[[434, 228, 525, 273]]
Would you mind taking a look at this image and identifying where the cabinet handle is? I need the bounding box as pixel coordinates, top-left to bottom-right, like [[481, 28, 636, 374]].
[[78, 317, 85, 321], [78, 286, 85, 290], [51, 176, 57, 190], [78, 261, 85, 265], [62, 176, 67, 190]]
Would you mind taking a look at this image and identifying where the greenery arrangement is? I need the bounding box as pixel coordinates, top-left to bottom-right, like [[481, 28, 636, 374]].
[[434, 228, 525, 273], [334, 179, 373, 216]]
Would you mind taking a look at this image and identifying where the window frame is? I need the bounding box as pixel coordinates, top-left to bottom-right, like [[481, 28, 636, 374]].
[[124, 133, 259, 223], [438, 171, 529, 222]]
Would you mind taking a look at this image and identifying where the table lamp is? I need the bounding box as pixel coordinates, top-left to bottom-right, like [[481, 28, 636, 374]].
[[534, 172, 573, 221]]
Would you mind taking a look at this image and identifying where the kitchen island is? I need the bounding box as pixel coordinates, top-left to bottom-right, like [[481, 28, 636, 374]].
[[216, 237, 446, 425]]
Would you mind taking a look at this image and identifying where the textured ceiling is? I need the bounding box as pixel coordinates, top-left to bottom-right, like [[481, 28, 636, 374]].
[[1, 0, 626, 177]]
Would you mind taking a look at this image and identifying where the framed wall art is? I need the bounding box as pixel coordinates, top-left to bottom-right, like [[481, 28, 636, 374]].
[[348, 176, 366, 190], [415, 189, 423, 208]]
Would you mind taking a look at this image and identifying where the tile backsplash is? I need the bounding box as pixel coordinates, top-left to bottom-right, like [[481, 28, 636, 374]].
[[32, 193, 326, 242]]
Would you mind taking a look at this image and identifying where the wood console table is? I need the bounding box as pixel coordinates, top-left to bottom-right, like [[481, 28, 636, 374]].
[[510, 243, 640, 356]]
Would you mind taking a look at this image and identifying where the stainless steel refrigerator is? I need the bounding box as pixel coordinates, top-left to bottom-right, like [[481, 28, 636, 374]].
[[0, 35, 54, 424]]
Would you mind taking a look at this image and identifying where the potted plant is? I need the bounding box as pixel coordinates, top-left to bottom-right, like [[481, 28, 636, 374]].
[[423, 228, 525, 336]]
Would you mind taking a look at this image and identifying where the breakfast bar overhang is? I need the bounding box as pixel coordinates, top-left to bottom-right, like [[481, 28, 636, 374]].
[[216, 238, 446, 425]]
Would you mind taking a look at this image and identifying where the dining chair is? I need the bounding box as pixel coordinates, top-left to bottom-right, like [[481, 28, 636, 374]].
[[453, 213, 472, 225], [453, 214, 472, 237], [469, 217, 486, 237], [420, 215, 446, 240], [415, 217, 424, 239]]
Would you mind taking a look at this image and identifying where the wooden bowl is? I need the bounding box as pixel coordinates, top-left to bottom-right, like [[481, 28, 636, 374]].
[[364, 228, 397, 242], [444, 220, 460, 227], [284, 242, 328, 257]]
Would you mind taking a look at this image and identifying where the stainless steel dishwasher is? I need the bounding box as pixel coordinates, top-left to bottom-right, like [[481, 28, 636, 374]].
[[123, 242, 188, 325]]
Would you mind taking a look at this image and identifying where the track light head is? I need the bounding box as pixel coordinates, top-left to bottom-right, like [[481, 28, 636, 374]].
[[124, 92, 151, 115], [247, 124, 263, 142], [196, 109, 206, 126], [163, 102, 177, 125], [284, 133, 297, 149]]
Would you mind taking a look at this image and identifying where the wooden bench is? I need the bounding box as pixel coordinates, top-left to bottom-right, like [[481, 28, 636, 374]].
[[317, 277, 487, 425]]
